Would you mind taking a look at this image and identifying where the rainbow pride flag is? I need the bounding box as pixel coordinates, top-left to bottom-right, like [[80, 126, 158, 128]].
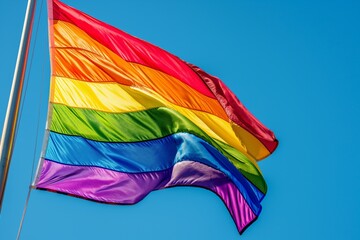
[[35, 0, 278, 233]]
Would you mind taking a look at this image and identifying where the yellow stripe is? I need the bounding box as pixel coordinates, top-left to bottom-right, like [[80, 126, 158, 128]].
[[51, 76, 261, 163], [52, 76, 161, 112]]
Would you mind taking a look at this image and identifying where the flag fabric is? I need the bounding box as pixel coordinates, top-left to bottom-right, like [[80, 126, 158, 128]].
[[35, 0, 278, 233]]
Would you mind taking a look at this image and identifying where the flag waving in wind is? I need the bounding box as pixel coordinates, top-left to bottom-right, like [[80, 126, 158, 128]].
[[35, 0, 278, 233]]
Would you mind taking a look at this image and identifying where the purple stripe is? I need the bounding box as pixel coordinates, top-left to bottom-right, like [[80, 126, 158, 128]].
[[36, 159, 257, 232]]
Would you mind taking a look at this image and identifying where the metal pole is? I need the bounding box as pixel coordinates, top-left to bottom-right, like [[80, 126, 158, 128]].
[[0, 0, 37, 212]]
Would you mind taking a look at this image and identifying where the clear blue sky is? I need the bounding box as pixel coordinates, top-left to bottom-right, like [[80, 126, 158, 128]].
[[0, 0, 359, 239]]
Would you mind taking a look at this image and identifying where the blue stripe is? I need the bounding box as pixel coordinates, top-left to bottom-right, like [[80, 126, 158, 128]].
[[46, 131, 263, 214]]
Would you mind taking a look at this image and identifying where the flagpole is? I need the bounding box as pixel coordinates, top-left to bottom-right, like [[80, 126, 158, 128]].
[[0, 0, 37, 212]]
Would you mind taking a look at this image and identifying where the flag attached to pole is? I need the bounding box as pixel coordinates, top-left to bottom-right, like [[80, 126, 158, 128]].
[[35, 0, 278, 233]]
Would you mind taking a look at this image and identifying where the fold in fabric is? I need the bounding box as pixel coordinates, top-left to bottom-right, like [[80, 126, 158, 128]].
[[37, 160, 257, 233], [50, 103, 266, 193], [45, 131, 264, 208]]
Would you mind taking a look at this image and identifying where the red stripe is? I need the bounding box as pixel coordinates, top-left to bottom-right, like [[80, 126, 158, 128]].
[[51, 0, 215, 99], [187, 63, 278, 154]]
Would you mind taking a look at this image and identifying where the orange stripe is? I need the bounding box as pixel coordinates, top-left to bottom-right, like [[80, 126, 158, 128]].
[[52, 20, 228, 120], [51, 2, 216, 98]]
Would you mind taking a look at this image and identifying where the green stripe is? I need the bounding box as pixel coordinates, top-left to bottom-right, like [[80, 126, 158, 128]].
[[50, 103, 267, 193]]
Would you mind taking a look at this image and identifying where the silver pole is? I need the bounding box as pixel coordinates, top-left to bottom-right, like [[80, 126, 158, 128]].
[[0, 0, 37, 212]]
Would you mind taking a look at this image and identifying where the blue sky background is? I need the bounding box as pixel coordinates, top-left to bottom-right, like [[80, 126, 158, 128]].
[[0, 0, 359, 239]]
